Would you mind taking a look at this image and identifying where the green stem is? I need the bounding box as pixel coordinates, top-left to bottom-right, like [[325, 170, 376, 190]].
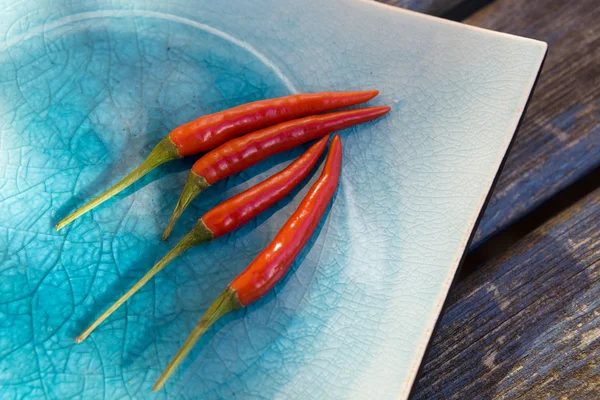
[[75, 220, 213, 344], [162, 172, 210, 241], [56, 136, 181, 231], [152, 287, 242, 391]]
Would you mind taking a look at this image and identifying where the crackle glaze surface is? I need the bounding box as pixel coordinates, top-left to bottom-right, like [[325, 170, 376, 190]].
[[0, 0, 545, 398]]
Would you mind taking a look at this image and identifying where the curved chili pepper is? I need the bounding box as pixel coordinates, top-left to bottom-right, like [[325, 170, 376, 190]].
[[55, 90, 378, 231], [162, 106, 389, 239], [152, 135, 343, 391], [74, 136, 330, 344], [171, 91, 378, 156]]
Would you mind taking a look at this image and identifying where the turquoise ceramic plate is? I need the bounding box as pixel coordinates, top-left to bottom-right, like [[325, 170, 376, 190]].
[[0, 0, 546, 398]]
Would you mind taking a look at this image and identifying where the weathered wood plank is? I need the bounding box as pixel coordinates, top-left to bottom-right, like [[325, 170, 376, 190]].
[[412, 187, 600, 399], [375, 0, 463, 16], [466, 0, 600, 248]]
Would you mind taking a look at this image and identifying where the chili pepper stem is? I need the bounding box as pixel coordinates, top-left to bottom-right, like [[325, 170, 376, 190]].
[[56, 137, 181, 231], [162, 172, 210, 240], [75, 221, 213, 344], [152, 287, 242, 392]]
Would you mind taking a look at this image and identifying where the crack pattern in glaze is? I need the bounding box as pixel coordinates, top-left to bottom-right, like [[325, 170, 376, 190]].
[[0, 1, 545, 399]]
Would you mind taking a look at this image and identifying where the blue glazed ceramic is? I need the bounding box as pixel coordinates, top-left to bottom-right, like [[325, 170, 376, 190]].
[[0, 0, 546, 398]]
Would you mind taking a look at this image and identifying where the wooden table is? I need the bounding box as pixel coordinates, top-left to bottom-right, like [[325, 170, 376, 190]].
[[377, 0, 600, 398]]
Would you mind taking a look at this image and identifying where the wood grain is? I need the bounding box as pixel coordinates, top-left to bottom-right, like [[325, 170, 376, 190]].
[[466, 0, 600, 248], [412, 187, 600, 399], [375, 0, 463, 16]]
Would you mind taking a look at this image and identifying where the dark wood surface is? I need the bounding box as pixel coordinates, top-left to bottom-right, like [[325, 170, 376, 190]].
[[373, 0, 600, 398], [413, 187, 600, 399], [465, 0, 600, 247], [375, 0, 463, 16]]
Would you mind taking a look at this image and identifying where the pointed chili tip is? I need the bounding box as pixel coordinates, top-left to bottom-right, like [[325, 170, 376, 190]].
[[348, 89, 379, 105], [365, 89, 379, 99], [327, 135, 343, 170], [316, 134, 330, 148], [357, 105, 391, 120], [375, 105, 391, 114]]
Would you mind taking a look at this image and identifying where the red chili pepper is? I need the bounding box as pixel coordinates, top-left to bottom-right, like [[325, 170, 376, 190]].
[[162, 106, 389, 239], [55, 90, 378, 231], [74, 136, 329, 344], [171, 91, 378, 156], [152, 135, 343, 391]]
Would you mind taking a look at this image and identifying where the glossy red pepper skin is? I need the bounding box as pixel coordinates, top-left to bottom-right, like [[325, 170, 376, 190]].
[[230, 135, 342, 305], [152, 135, 343, 391], [202, 136, 329, 237], [162, 106, 389, 239], [192, 106, 385, 184], [74, 137, 329, 345], [169, 91, 378, 156], [56, 90, 379, 231]]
